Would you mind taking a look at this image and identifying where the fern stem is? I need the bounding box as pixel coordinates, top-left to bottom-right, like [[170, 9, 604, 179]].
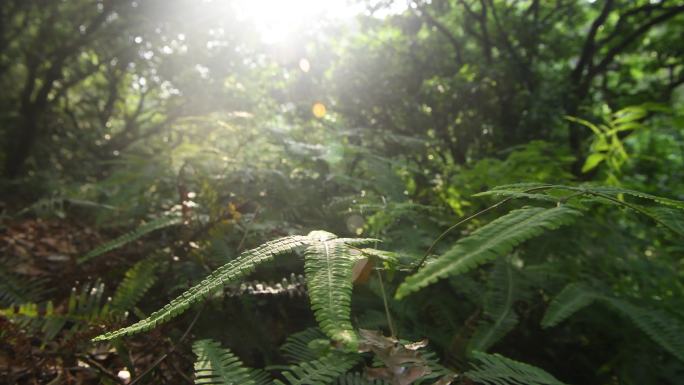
[[581, 190, 681, 234], [414, 186, 553, 272], [376, 269, 396, 338]]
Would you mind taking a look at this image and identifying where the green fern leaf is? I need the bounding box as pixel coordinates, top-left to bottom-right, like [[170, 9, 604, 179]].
[[335, 373, 389, 385], [606, 299, 684, 362], [111, 259, 158, 312], [541, 283, 602, 328], [93, 235, 309, 341], [274, 351, 360, 385], [305, 236, 366, 349], [280, 327, 328, 363], [586, 186, 684, 210], [80, 215, 183, 263], [466, 351, 566, 385], [396, 206, 581, 299], [193, 339, 269, 385], [468, 261, 522, 353], [542, 284, 684, 362]]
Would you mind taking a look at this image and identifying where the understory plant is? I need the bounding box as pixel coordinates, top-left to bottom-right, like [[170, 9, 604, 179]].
[[84, 183, 684, 385]]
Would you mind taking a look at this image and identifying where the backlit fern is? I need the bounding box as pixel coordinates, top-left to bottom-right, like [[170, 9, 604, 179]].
[[93, 231, 376, 348], [395, 206, 581, 299]]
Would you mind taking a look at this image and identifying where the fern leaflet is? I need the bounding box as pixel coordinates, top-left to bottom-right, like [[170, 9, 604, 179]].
[[80, 214, 183, 263], [468, 261, 522, 353], [466, 351, 567, 385], [396, 206, 581, 299], [193, 339, 269, 385], [280, 327, 328, 363], [111, 259, 158, 312], [305, 234, 365, 349], [274, 351, 360, 385], [541, 283, 602, 328]]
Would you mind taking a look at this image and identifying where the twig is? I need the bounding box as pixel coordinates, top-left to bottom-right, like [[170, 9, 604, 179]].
[[376, 269, 396, 338], [76, 355, 124, 385], [413, 186, 553, 272], [128, 307, 203, 385]]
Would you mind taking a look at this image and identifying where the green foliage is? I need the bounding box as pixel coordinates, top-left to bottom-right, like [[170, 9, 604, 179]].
[[280, 327, 329, 363], [94, 231, 375, 346], [395, 206, 582, 299], [93, 235, 309, 341], [193, 339, 268, 385], [467, 260, 525, 353], [111, 259, 159, 312], [335, 373, 389, 385], [543, 283, 684, 362], [304, 233, 365, 349], [274, 351, 360, 385], [466, 351, 567, 385], [79, 214, 183, 263], [541, 283, 600, 328]]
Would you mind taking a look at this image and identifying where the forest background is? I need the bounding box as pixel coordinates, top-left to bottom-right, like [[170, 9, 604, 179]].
[[1, 1, 684, 384]]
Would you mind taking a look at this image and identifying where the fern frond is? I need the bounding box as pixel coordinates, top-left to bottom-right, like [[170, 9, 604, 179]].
[[281, 327, 328, 363], [79, 214, 183, 263], [485, 183, 684, 210], [465, 351, 566, 385], [542, 284, 684, 362], [305, 237, 365, 349], [395, 206, 581, 299], [468, 261, 522, 353], [0, 266, 48, 306], [473, 190, 559, 203], [111, 259, 159, 312], [335, 373, 389, 385], [541, 283, 602, 328], [93, 235, 309, 341], [640, 206, 684, 235], [193, 339, 269, 385], [586, 186, 684, 210], [606, 299, 684, 362], [274, 351, 360, 385]]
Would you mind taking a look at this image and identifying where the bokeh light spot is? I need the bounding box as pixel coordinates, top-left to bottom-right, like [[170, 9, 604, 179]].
[[299, 58, 310, 72], [312, 102, 326, 118]]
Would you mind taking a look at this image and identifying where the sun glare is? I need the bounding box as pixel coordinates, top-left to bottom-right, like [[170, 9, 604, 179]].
[[230, 0, 406, 44]]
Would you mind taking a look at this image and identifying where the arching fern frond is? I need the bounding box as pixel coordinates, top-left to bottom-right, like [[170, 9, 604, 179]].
[[482, 183, 684, 210], [541, 283, 602, 328], [93, 235, 309, 341], [396, 206, 581, 299], [79, 214, 183, 263], [607, 300, 684, 363], [542, 283, 684, 362], [465, 351, 567, 385], [94, 231, 376, 346], [274, 351, 360, 385], [468, 261, 524, 353], [193, 339, 270, 385], [111, 259, 159, 312], [607, 301, 684, 362]]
